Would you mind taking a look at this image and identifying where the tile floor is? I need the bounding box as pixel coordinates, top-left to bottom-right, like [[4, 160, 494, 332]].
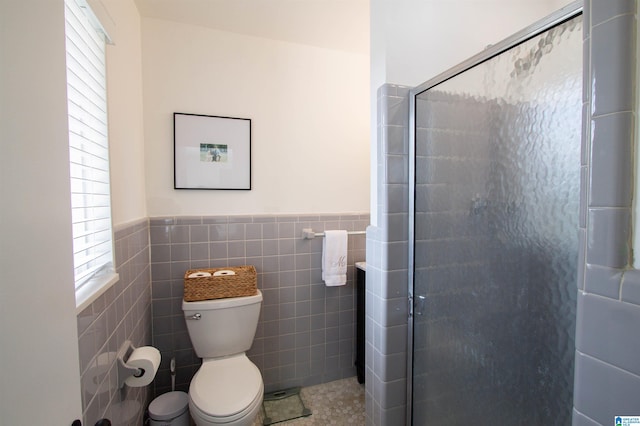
[[254, 377, 365, 425]]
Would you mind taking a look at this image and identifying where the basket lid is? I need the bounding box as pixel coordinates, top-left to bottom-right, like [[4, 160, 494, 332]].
[[182, 289, 262, 310], [184, 265, 256, 278]]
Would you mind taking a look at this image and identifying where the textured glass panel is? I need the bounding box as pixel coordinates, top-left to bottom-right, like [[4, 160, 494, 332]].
[[412, 16, 582, 425]]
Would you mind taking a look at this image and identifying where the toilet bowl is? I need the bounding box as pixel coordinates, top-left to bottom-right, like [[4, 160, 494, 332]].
[[182, 290, 264, 426], [189, 355, 263, 426]]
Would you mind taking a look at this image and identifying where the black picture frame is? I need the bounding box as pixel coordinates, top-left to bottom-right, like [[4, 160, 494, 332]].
[[174, 112, 251, 190]]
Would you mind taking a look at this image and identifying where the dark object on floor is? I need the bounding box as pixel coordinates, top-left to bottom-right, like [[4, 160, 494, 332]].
[[355, 263, 366, 384]]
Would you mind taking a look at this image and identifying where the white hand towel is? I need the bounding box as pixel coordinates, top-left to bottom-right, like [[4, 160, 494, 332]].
[[322, 230, 348, 286]]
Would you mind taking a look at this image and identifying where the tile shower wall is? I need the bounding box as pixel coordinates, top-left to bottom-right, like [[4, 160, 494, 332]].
[[76, 219, 152, 426], [149, 213, 368, 396], [573, 1, 640, 425], [372, 3, 640, 426], [366, 84, 410, 426]]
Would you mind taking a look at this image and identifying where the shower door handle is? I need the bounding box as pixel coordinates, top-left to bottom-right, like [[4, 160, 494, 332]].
[[415, 295, 426, 316]]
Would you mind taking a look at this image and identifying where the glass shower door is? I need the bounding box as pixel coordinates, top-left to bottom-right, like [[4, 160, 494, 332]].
[[411, 13, 582, 425]]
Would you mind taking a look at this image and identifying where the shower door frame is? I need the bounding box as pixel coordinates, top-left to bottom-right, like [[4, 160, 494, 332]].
[[406, 1, 584, 423]]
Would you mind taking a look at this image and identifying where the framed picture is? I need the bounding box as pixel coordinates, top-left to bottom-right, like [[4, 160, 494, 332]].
[[174, 112, 251, 190]]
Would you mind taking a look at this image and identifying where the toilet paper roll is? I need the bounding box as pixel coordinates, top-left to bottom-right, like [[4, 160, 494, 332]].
[[188, 271, 212, 278], [213, 270, 236, 276], [124, 346, 161, 387]]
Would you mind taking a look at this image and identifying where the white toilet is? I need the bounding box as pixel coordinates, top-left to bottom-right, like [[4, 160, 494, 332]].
[[182, 290, 264, 426]]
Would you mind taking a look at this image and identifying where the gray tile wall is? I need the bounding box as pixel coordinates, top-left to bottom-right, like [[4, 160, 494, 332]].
[[366, 84, 410, 426], [149, 213, 368, 396], [76, 218, 152, 426], [574, 1, 640, 424]]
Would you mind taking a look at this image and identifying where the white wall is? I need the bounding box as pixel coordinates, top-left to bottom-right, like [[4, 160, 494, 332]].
[[0, 0, 146, 422], [369, 0, 576, 224], [107, 0, 148, 226], [140, 18, 370, 216], [373, 0, 575, 90], [0, 1, 82, 423], [635, 7, 640, 268]]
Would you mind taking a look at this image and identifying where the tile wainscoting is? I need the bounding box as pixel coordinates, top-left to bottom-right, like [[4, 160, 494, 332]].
[[149, 213, 368, 396], [76, 218, 152, 426]]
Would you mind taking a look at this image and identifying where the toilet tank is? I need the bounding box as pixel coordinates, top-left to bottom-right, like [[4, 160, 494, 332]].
[[182, 290, 262, 358]]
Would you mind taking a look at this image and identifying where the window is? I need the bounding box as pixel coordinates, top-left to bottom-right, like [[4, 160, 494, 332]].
[[65, 0, 117, 310]]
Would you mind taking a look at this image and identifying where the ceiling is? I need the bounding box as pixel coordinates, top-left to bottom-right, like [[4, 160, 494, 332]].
[[133, 0, 370, 54]]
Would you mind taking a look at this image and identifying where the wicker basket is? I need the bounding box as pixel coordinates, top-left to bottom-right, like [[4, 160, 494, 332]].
[[183, 265, 257, 302]]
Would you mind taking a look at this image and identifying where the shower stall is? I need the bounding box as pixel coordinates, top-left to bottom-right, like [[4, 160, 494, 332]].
[[408, 4, 583, 425]]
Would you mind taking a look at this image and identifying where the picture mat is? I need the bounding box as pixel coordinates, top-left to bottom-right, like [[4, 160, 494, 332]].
[[174, 113, 250, 189]]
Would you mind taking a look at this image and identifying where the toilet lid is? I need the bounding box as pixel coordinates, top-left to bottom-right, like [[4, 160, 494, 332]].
[[190, 355, 262, 418]]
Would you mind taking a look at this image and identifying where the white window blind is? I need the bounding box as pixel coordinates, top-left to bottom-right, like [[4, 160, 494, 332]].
[[65, 0, 115, 297]]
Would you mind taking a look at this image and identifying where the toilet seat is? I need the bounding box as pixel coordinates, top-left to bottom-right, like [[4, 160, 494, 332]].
[[189, 355, 263, 424]]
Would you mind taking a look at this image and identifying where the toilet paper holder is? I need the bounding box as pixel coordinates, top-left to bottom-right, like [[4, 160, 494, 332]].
[[116, 340, 145, 389]]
